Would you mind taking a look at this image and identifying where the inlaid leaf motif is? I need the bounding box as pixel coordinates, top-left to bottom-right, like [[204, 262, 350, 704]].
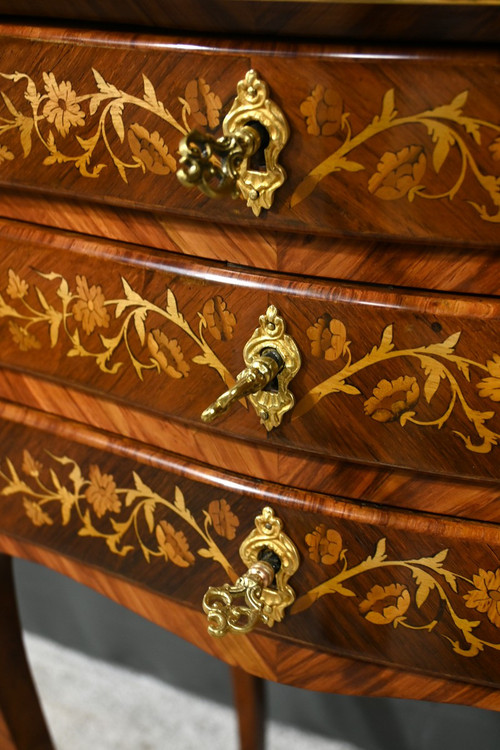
[[477, 354, 500, 402], [489, 137, 500, 160], [184, 78, 221, 129], [147, 329, 190, 378], [372, 88, 397, 126], [127, 123, 177, 175], [8, 322, 41, 351], [425, 331, 461, 357], [368, 145, 427, 200], [110, 101, 125, 142], [6, 269, 28, 299], [208, 499, 239, 540], [22, 450, 42, 478], [156, 521, 195, 567], [202, 296, 236, 341], [421, 359, 446, 404], [412, 568, 437, 609], [23, 499, 53, 526], [0, 144, 13, 163], [427, 121, 455, 174], [142, 74, 159, 109]]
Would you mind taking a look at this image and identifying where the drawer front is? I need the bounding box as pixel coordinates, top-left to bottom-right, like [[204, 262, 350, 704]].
[[5, 2, 500, 44], [1, 221, 499, 480], [2, 406, 500, 689], [0, 27, 500, 245]]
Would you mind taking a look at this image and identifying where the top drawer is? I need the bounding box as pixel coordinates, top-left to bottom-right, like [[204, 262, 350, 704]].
[[0, 26, 500, 245]]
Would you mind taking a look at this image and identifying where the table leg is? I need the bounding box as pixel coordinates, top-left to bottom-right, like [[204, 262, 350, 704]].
[[231, 666, 265, 750], [0, 554, 54, 750]]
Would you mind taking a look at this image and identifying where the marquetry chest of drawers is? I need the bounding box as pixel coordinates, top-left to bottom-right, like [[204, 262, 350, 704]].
[[1, 3, 500, 748]]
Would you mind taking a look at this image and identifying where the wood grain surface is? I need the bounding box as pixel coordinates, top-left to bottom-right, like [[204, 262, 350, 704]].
[[0, 27, 499, 244], [232, 667, 265, 750], [4, 535, 500, 711], [2, 404, 500, 688], [0, 220, 498, 480], [1, 372, 499, 524], [0, 1, 499, 43], [2, 200, 500, 296]]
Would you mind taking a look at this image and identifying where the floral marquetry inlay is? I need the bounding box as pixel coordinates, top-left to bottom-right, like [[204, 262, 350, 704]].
[[0, 267, 237, 392], [0, 450, 238, 579], [293, 87, 500, 224], [0, 69, 222, 181], [297, 316, 500, 455], [294, 525, 500, 659]]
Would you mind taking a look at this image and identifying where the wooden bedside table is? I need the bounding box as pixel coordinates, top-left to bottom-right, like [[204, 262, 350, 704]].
[[0, 3, 500, 748]]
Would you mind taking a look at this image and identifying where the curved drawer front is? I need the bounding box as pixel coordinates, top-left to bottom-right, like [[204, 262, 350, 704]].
[[0, 26, 500, 244], [0, 221, 499, 480], [1, 407, 500, 689]]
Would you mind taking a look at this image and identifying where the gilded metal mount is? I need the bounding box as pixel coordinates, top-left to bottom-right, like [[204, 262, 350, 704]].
[[177, 70, 289, 216], [202, 507, 300, 638], [201, 305, 301, 431]]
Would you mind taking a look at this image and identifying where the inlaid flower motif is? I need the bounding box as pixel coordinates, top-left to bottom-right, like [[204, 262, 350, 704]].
[[8, 321, 41, 351], [464, 568, 500, 627], [359, 583, 411, 625], [307, 314, 347, 361], [85, 465, 120, 518], [305, 524, 343, 565], [127, 123, 177, 175], [0, 145, 14, 163], [72, 275, 110, 335], [42, 72, 85, 137], [156, 521, 195, 567], [22, 450, 42, 478], [477, 353, 500, 402], [368, 145, 426, 200], [184, 78, 221, 129], [23, 498, 53, 526], [364, 375, 420, 423], [202, 296, 236, 341], [6, 269, 28, 299], [300, 85, 343, 137], [208, 499, 239, 540], [147, 329, 190, 378]]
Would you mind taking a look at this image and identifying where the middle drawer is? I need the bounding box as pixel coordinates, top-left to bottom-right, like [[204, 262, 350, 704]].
[[0, 220, 499, 480]]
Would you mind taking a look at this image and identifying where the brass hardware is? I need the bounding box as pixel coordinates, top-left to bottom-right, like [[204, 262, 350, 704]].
[[201, 305, 301, 431], [177, 70, 289, 216], [202, 506, 300, 637]]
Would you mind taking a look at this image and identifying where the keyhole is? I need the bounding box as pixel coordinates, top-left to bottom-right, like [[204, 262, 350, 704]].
[[246, 120, 270, 172]]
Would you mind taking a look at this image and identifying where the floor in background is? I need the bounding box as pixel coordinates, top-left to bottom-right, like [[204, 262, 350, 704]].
[[24, 632, 364, 750]]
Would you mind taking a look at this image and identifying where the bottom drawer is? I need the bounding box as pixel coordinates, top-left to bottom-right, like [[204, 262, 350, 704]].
[[0, 401, 500, 691]]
